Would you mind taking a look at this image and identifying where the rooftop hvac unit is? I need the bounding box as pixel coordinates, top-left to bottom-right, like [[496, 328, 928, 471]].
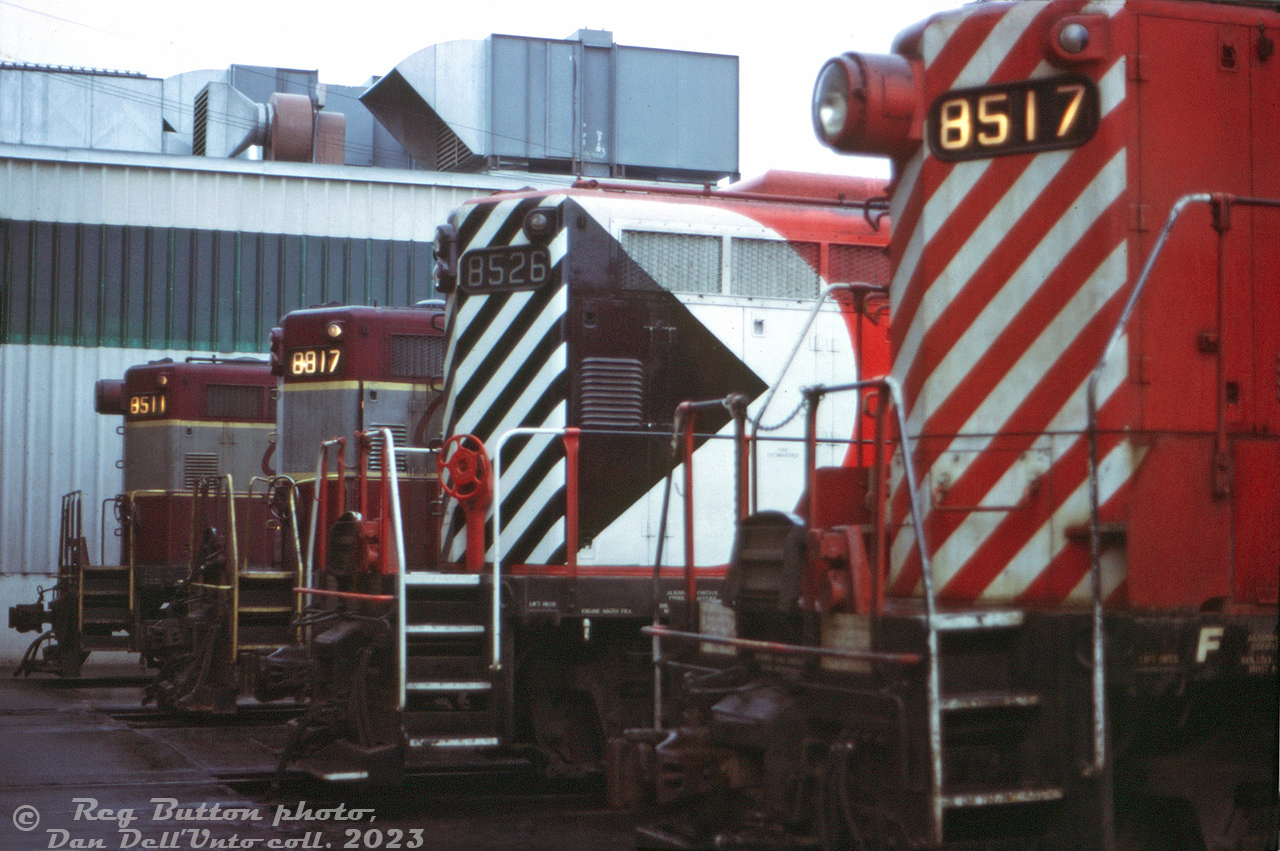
[[193, 82, 345, 163], [361, 30, 738, 182]]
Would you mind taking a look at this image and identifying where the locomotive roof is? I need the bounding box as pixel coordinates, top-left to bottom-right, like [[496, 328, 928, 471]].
[[463, 169, 890, 212], [124, 356, 273, 385], [278, 303, 446, 326]]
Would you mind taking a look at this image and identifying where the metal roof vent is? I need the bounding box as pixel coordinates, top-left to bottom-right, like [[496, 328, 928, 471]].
[[361, 30, 738, 182], [193, 82, 345, 164]]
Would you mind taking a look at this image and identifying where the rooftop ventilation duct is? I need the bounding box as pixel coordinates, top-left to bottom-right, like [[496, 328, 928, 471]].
[[361, 30, 738, 182], [193, 82, 345, 163]]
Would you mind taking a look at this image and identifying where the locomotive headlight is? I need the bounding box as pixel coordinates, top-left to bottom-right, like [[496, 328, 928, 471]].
[[812, 51, 921, 159], [157, 374, 169, 386], [814, 59, 854, 145], [326, 322, 344, 339], [94, 379, 126, 415], [522, 206, 558, 244], [1058, 22, 1090, 54]]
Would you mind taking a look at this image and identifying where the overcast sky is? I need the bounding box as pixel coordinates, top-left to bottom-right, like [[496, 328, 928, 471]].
[[0, 0, 968, 177]]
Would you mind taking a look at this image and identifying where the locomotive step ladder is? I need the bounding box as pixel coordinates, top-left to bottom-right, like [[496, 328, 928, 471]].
[[400, 572, 506, 758], [234, 565, 298, 652], [924, 607, 1080, 845], [191, 476, 301, 655], [54, 492, 133, 652], [77, 558, 134, 651]]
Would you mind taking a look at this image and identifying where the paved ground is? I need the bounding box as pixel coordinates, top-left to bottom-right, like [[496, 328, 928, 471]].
[[0, 658, 642, 851]]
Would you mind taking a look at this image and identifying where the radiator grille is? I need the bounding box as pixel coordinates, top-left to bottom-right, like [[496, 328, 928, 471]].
[[390, 335, 444, 378], [580, 358, 644, 429], [368, 424, 409, 473], [207, 383, 265, 419], [829, 243, 890, 288], [621, 231, 722, 294], [184, 453, 219, 488], [731, 238, 820, 299]]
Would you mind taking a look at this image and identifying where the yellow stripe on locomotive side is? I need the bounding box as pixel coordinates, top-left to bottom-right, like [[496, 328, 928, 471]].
[[124, 420, 277, 430]]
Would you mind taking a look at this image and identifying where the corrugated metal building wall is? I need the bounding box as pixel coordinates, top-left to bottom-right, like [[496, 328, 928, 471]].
[[0, 144, 557, 589]]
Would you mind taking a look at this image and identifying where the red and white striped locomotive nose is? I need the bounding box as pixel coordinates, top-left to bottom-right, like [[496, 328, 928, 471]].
[[812, 51, 922, 159], [820, 1, 1137, 607]]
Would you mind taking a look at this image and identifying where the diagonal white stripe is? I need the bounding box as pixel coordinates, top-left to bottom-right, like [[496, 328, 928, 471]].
[[517, 496, 570, 564], [1083, 1, 1124, 18], [890, 332, 1130, 588], [909, 150, 1127, 436], [891, 157, 993, 323], [896, 59, 1126, 427], [462, 198, 522, 253], [987, 438, 1133, 601], [952, 3, 1049, 88], [455, 341, 567, 440]]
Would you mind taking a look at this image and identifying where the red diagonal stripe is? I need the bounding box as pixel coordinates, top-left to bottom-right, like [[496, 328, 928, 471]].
[[887, 293, 1134, 597], [1015, 480, 1132, 604], [938, 422, 1129, 602], [917, 193, 1128, 444], [886, 188, 1128, 566], [889, 1, 1089, 352], [901, 110, 1127, 414]]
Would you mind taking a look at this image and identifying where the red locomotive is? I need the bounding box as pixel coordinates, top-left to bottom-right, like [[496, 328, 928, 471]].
[[9, 357, 291, 700], [630, 2, 1279, 849], [279, 174, 893, 782], [269, 303, 448, 577]]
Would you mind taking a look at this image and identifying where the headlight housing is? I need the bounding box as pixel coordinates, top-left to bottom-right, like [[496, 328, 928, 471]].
[[813, 58, 856, 147], [812, 52, 921, 159]]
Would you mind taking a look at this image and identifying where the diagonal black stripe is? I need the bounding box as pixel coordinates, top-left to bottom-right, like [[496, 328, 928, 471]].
[[491, 197, 544, 247], [447, 289, 515, 432], [456, 202, 495, 253], [443, 368, 567, 556], [442, 373, 566, 559], [492, 369, 570, 476], [505, 486, 566, 566], [439, 291, 465, 418], [499, 432, 564, 522], [469, 323, 563, 445], [451, 279, 564, 426], [493, 371, 568, 513]]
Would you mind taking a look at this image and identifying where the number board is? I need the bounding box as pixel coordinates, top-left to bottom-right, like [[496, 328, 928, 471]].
[[460, 245, 552, 293], [287, 346, 343, 379], [127, 392, 167, 419], [928, 75, 1099, 162]]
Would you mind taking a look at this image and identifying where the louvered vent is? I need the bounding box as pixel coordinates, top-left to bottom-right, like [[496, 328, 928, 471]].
[[390, 335, 444, 378], [193, 86, 209, 156], [368, 424, 409, 473], [580, 358, 644, 429], [435, 116, 479, 172], [184, 453, 219, 488], [207, 384, 264, 419]]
